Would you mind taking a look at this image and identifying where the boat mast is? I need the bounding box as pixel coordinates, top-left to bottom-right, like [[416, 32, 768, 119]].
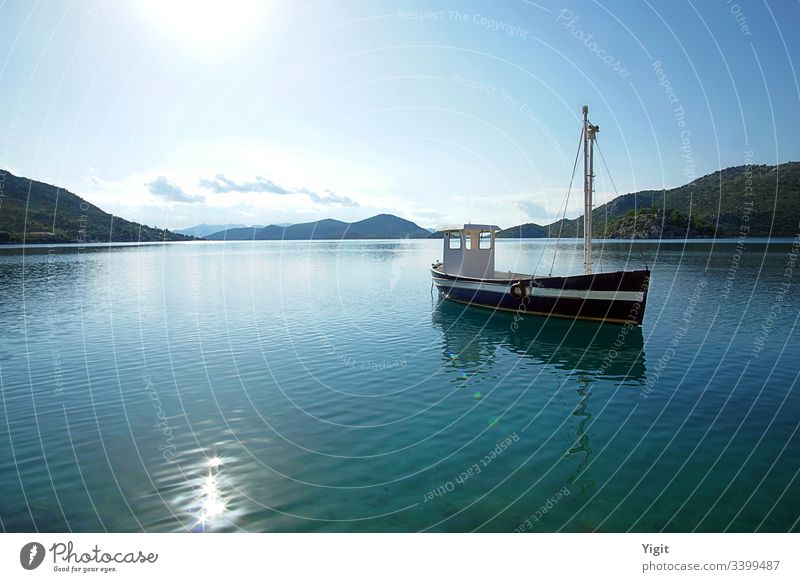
[[582, 105, 599, 275]]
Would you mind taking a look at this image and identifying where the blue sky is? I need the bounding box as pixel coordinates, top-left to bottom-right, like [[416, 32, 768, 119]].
[[0, 0, 798, 229]]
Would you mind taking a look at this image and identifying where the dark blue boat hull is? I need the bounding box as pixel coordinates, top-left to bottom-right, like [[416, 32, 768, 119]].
[[431, 266, 650, 325]]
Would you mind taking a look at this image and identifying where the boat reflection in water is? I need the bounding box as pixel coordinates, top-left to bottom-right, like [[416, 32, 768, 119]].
[[431, 298, 648, 497], [431, 297, 646, 381]]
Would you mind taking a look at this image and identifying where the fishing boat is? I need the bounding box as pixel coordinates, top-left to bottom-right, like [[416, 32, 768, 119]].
[[431, 106, 650, 326]]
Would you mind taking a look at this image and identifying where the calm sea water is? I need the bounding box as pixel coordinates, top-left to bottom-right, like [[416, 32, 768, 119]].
[[0, 238, 798, 532]]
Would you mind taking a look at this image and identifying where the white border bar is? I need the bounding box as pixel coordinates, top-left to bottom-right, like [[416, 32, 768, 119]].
[[1, 533, 796, 581]]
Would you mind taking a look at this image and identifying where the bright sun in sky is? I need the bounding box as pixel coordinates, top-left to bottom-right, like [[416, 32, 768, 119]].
[[139, 0, 263, 50]]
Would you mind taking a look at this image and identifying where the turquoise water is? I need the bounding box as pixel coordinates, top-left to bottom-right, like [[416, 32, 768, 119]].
[[0, 238, 798, 532]]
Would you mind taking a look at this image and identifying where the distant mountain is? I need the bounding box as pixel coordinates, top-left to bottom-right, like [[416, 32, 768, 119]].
[[205, 213, 432, 240], [176, 223, 257, 237], [0, 170, 194, 243], [349, 214, 432, 238], [497, 162, 800, 239], [497, 223, 549, 238], [269, 218, 350, 240], [204, 226, 265, 240]]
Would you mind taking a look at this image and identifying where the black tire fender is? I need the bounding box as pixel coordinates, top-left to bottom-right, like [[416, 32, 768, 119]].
[[510, 282, 526, 300]]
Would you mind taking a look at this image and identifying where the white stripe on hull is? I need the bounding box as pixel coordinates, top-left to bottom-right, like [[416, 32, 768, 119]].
[[432, 278, 644, 303]]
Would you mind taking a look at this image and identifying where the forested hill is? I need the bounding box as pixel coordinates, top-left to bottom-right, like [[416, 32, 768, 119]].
[[0, 170, 193, 243], [497, 162, 800, 239]]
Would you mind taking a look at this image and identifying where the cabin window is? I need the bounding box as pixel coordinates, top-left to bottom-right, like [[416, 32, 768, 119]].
[[465, 235, 472, 250], [448, 234, 461, 250], [479, 231, 492, 249]]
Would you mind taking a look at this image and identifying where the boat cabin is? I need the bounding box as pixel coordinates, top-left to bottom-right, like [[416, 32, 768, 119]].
[[439, 224, 500, 278]]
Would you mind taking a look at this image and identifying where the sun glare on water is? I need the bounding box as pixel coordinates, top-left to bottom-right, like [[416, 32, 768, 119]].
[[139, 0, 263, 50]]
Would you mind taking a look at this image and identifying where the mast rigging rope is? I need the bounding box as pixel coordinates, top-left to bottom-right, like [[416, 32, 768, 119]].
[[549, 126, 584, 276]]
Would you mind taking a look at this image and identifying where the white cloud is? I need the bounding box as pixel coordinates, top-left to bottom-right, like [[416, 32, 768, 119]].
[[299, 188, 359, 207], [145, 175, 204, 203], [199, 174, 291, 194]]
